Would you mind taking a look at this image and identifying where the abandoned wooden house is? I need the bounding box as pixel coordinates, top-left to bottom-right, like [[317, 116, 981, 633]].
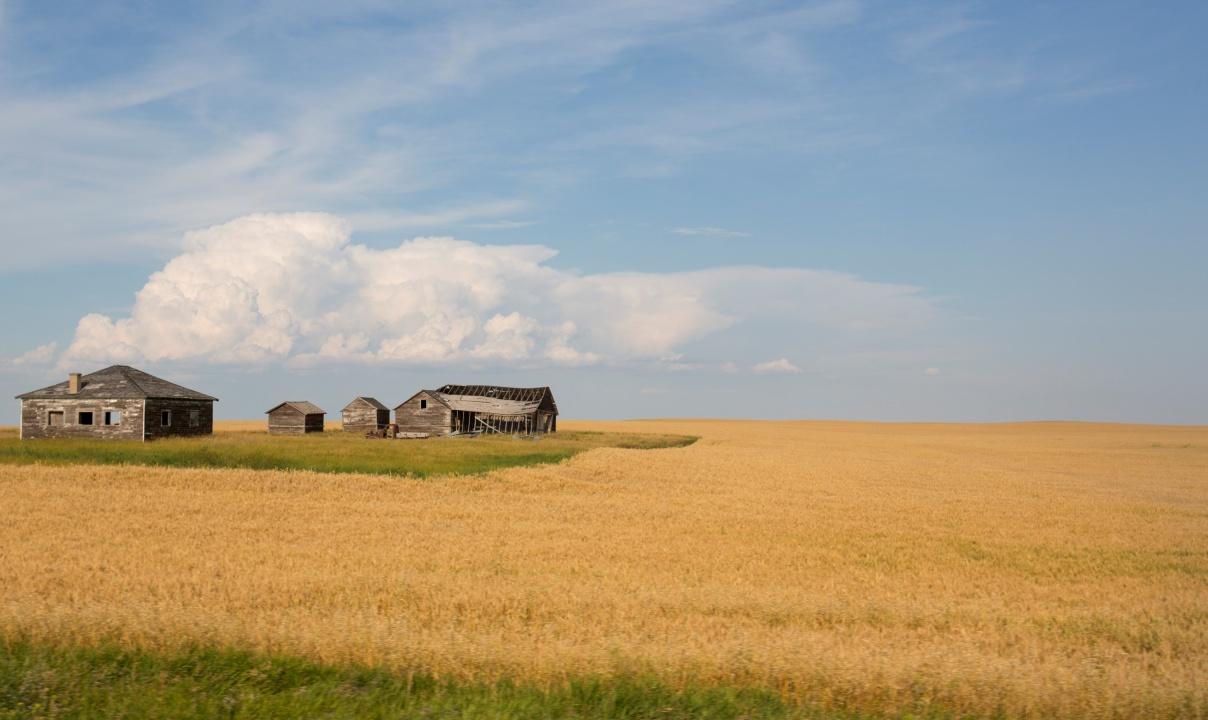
[[341, 396, 390, 433], [15, 365, 217, 441], [265, 401, 326, 435], [394, 384, 558, 436]]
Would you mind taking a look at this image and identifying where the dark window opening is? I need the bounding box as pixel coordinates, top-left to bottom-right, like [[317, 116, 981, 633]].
[[104, 410, 121, 426], [420, 399, 428, 409], [47, 411, 64, 427], [161, 410, 171, 427], [78, 411, 94, 426]]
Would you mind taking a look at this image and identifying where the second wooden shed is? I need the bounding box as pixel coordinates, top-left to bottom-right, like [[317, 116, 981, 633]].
[[265, 401, 326, 435], [341, 396, 389, 433]]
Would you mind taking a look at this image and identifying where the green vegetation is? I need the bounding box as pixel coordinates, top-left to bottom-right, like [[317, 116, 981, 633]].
[[0, 428, 696, 477], [0, 639, 943, 720]]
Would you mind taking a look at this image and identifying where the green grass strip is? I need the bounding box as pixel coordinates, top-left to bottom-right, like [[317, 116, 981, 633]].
[[0, 639, 956, 720]]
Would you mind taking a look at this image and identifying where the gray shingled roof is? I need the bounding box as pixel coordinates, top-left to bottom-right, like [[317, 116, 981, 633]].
[[16, 365, 218, 401], [342, 396, 388, 411], [265, 401, 326, 415]]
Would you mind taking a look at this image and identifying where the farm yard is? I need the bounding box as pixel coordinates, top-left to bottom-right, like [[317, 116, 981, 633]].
[[1, 419, 1206, 718]]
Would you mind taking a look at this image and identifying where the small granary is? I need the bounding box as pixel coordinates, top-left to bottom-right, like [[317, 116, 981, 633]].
[[341, 396, 390, 433], [265, 401, 326, 435], [15, 365, 217, 441], [394, 384, 557, 436]]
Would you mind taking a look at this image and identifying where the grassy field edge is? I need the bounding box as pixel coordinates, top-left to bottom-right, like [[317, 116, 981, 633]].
[[0, 638, 961, 720], [0, 428, 698, 478]]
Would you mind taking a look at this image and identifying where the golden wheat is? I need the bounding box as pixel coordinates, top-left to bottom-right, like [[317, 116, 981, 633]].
[[1, 420, 1205, 718]]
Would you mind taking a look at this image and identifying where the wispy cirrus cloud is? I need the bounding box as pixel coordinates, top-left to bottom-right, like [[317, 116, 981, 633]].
[[753, 358, 803, 375], [348, 200, 531, 232], [467, 219, 539, 230], [0, 1, 1139, 271], [671, 226, 751, 238]]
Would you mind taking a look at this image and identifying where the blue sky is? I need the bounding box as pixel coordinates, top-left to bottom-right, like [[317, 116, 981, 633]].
[[1, 1, 1205, 422]]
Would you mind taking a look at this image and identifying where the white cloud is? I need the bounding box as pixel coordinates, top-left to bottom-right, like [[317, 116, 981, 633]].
[[12, 342, 58, 366], [51, 213, 936, 369], [671, 226, 752, 238], [753, 357, 802, 375]]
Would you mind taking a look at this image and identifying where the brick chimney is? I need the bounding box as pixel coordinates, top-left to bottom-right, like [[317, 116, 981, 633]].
[[68, 373, 81, 394]]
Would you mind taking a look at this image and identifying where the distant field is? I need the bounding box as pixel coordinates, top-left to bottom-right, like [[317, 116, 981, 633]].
[[0, 422, 696, 477], [1, 420, 1206, 719]]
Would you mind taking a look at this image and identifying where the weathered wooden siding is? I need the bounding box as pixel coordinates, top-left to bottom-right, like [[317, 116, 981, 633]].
[[537, 395, 557, 432], [395, 392, 452, 435], [20, 398, 144, 440], [342, 405, 389, 433], [267, 408, 324, 435], [144, 399, 214, 441]]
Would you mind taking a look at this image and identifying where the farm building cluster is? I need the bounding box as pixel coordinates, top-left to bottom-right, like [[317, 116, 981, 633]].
[[266, 384, 559, 437], [15, 366, 558, 441]]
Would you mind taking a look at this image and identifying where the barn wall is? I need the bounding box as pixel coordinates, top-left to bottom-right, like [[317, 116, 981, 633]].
[[268, 408, 324, 435], [342, 404, 387, 433], [395, 393, 452, 435], [268, 408, 303, 435], [20, 398, 143, 440], [144, 399, 214, 440]]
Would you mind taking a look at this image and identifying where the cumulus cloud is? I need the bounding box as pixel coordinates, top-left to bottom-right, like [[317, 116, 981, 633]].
[[753, 358, 802, 374], [52, 213, 936, 369]]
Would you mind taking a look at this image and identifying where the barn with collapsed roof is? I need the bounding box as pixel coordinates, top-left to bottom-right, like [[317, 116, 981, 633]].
[[393, 384, 557, 436]]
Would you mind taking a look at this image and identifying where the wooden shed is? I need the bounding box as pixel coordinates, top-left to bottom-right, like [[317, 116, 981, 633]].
[[395, 385, 557, 436], [341, 396, 389, 433], [265, 401, 325, 435]]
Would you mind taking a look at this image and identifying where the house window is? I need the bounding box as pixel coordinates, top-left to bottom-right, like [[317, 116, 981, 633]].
[[104, 410, 121, 426], [78, 411, 94, 426], [47, 411, 64, 426], [188, 410, 200, 427], [161, 410, 171, 427]]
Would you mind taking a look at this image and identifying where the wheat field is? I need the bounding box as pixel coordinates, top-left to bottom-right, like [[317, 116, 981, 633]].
[[1, 420, 1205, 718]]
